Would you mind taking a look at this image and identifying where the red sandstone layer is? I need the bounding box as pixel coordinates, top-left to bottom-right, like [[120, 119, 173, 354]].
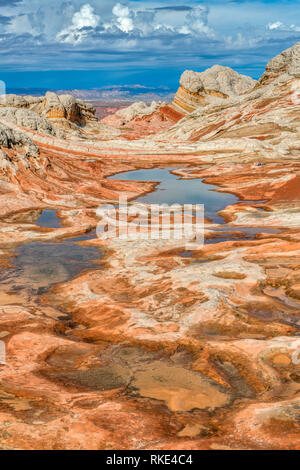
[[0, 42, 299, 450]]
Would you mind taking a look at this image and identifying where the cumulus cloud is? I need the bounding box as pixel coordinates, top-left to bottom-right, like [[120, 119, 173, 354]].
[[0, 0, 299, 81], [72, 3, 100, 29], [56, 4, 100, 44], [179, 6, 215, 38], [267, 21, 300, 31], [108, 3, 169, 36], [268, 21, 283, 30], [224, 32, 258, 48], [103, 3, 215, 38], [112, 3, 134, 33]]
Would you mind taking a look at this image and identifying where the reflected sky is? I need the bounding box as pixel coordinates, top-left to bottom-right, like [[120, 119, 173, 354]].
[[109, 167, 238, 223]]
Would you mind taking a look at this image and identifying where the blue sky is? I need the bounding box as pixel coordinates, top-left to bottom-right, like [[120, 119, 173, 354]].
[[0, 0, 299, 90]]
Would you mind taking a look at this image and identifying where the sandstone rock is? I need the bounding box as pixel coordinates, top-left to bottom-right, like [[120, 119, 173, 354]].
[[23, 96, 44, 106], [103, 101, 166, 127], [180, 66, 255, 96], [0, 107, 58, 136], [0, 41, 299, 451], [117, 101, 166, 124], [0, 122, 39, 157], [59, 94, 77, 121], [40, 91, 98, 125], [42, 91, 66, 119], [0, 92, 120, 141], [260, 41, 300, 83], [156, 41, 299, 143], [0, 91, 97, 126], [0, 95, 28, 108], [101, 100, 184, 138], [0, 122, 40, 178], [0, 94, 43, 108], [173, 65, 256, 114]]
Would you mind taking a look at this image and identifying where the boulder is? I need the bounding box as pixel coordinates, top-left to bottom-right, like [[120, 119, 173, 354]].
[[0, 122, 39, 157], [259, 41, 300, 84], [0, 107, 58, 136], [173, 65, 256, 113], [103, 101, 166, 127], [180, 66, 255, 96], [0, 94, 29, 108]]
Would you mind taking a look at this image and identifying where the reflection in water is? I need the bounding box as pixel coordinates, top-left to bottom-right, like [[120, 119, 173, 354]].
[[0, 235, 101, 294], [37, 210, 62, 228], [108, 167, 238, 224], [109, 167, 282, 244]]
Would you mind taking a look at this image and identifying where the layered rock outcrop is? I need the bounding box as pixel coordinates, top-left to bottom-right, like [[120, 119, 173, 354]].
[[0, 107, 58, 136], [101, 100, 184, 138], [156, 42, 300, 143], [0, 41, 299, 450], [0, 122, 39, 158], [39, 92, 98, 124], [0, 92, 97, 125], [259, 41, 300, 85], [0, 92, 121, 140], [172, 65, 256, 114], [102, 101, 166, 127]]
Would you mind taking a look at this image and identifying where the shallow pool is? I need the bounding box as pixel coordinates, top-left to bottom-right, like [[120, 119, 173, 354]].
[[108, 167, 239, 224]]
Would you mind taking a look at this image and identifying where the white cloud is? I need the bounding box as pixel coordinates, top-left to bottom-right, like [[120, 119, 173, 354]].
[[112, 3, 134, 33], [72, 4, 100, 29], [267, 21, 300, 32], [7, 13, 39, 36], [268, 21, 284, 30], [56, 3, 100, 44], [178, 25, 190, 35], [180, 6, 215, 38], [225, 32, 258, 49], [112, 3, 129, 19], [1, 0, 299, 76], [107, 3, 215, 38]]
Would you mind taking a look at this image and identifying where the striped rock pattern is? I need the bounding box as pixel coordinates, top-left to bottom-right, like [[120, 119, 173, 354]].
[[172, 65, 256, 114]]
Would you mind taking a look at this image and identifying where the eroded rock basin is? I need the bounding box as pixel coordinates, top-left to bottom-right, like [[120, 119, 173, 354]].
[[0, 210, 101, 298], [45, 345, 232, 412], [108, 167, 239, 223], [0, 149, 300, 450], [108, 166, 282, 243], [1, 44, 300, 448]]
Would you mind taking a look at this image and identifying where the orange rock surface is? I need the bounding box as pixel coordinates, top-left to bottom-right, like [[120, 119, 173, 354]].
[[0, 42, 299, 450]]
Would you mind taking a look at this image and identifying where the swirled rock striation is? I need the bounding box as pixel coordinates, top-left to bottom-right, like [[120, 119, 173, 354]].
[[173, 65, 256, 114]]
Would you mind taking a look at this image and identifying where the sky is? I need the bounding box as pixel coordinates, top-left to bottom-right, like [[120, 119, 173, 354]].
[[0, 0, 299, 90]]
